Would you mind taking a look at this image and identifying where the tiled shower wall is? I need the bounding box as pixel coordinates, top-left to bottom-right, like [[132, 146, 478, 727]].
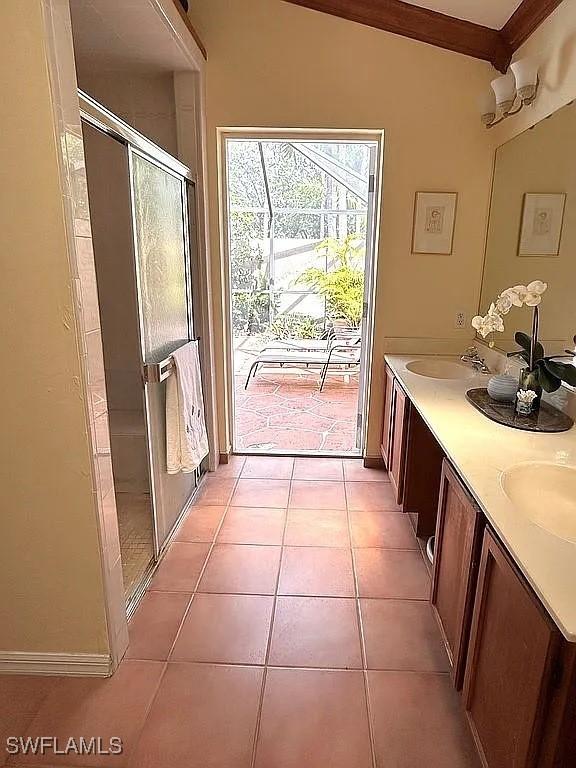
[[42, 0, 128, 668]]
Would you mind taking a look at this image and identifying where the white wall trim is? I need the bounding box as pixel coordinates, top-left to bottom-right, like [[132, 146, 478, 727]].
[[0, 652, 112, 677]]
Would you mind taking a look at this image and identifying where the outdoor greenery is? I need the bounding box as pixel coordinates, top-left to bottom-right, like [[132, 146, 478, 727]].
[[269, 313, 323, 340], [295, 235, 365, 327], [227, 141, 369, 337], [231, 292, 270, 335]]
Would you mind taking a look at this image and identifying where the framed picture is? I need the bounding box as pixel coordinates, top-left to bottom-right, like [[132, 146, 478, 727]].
[[518, 193, 566, 256], [412, 192, 458, 255]]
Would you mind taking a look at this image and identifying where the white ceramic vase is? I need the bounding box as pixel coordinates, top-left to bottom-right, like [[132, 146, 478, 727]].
[[487, 374, 518, 403]]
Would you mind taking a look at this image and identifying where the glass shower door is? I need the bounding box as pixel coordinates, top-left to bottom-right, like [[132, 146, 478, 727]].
[[130, 148, 199, 552]]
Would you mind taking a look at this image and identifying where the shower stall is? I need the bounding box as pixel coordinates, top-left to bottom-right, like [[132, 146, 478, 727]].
[[80, 93, 207, 611]]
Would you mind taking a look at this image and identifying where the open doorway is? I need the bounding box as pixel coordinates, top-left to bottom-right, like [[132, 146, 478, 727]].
[[223, 134, 380, 456]]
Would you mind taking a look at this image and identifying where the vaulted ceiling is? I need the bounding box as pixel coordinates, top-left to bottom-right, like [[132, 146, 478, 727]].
[[402, 0, 523, 29], [282, 0, 564, 72]]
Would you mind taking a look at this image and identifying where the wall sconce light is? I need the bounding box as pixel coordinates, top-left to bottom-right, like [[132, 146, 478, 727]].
[[481, 58, 539, 128]]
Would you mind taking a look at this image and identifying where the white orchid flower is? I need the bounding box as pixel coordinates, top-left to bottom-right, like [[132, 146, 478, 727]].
[[495, 294, 513, 315], [526, 280, 547, 295], [472, 312, 504, 338], [524, 292, 543, 307], [489, 313, 505, 333], [472, 315, 485, 332], [472, 279, 546, 337], [504, 286, 526, 306], [471, 315, 492, 338]]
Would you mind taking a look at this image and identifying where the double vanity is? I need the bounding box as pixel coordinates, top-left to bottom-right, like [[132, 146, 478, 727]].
[[381, 354, 576, 768]]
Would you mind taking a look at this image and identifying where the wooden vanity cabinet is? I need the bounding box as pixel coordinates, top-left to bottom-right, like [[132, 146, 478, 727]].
[[389, 380, 409, 503], [402, 407, 445, 537], [462, 529, 571, 768], [431, 460, 483, 689], [380, 364, 395, 467], [381, 363, 444, 533]]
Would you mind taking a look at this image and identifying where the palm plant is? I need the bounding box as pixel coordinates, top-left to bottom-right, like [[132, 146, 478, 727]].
[[295, 235, 365, 327]]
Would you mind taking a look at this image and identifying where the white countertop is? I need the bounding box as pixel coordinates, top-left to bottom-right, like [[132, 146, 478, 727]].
[[385, 354, 576, 642]]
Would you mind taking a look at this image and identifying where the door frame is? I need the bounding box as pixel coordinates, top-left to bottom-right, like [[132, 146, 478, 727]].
[[218, 127, 384, 457]]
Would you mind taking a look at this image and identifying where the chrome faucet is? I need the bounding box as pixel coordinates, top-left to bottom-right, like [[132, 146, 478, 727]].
[[460, 346, 491, 375]]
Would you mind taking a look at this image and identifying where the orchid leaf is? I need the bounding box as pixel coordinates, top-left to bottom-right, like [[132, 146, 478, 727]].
[[543, 359, 576, 387], [513, 331, 544, 362], [535, 360, 561, 393], [515, 331, 532, 351]]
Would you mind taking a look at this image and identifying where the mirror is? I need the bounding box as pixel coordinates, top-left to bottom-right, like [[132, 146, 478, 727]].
[[479, 101, 576, 358]]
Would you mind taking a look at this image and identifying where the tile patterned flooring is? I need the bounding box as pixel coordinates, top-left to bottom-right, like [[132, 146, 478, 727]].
[[116, 493, 154, 599], [1, 457, 479, 768], [234, 374, 360, 452]]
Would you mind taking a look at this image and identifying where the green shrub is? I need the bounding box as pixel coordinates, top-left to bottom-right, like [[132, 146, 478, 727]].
[[269, 313, 323, 340], [295, 235, 365, 327]]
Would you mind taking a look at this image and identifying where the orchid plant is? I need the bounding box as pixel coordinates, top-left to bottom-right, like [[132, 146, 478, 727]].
[[472, 280, 576, 394], [471, 281, 547, 339]]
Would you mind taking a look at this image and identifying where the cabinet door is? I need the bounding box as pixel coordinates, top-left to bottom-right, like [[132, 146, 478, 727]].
[[380, 365, 395, 467], [389, 380, 409, 504], [431, 460, 483, 689], [463, 530, 561, 768]]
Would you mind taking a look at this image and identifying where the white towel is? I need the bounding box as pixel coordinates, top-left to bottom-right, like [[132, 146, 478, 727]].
[[166, 340, 209, 474]]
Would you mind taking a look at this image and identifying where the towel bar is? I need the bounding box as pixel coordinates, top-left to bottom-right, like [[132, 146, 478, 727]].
[[142, 338, 201, 384]]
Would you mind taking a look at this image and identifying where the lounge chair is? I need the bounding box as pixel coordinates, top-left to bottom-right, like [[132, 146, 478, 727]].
[[244, 330, 361, 391]]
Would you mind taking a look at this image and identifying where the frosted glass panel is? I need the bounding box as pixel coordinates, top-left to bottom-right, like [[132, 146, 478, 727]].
[[132, 154, 190, 363]]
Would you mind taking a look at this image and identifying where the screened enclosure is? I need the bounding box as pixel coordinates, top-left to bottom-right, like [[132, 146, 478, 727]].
[[225, 138, 377, 454]]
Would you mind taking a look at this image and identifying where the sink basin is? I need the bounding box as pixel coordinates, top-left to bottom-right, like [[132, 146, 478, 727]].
[[405, 358, 475, 380], [502, 463, 576, 543]]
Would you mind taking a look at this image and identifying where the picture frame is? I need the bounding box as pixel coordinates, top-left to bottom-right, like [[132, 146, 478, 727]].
[[518, 193, 566, 256], [411, 191, 458, 255]]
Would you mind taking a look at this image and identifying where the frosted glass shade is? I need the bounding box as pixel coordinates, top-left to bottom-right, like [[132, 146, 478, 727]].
[[510, 58, 538, 90], [479, 89, 496, 116], [491, 73, 516, 108]]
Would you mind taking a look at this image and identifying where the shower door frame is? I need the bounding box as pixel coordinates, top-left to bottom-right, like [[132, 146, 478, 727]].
[[127, 146, 204, 558], [79, 91, 210, 600]]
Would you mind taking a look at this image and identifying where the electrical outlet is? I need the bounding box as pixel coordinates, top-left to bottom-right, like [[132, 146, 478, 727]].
[[454, 311, 466, 329]]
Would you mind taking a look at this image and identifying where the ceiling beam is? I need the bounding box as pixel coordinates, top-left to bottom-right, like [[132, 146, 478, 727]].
[[501, 0, 564, 51], [282, 0, 565, 73], [172, 0, 207, 59]]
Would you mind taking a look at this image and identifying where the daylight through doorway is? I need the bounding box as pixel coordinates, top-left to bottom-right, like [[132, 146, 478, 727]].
[[225, 137, 378, 455]]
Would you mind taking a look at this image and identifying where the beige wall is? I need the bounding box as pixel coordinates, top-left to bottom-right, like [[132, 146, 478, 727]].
[[0, 1, 109, 655], [79, 71, 179, 157], [189, 0, 495, 456]]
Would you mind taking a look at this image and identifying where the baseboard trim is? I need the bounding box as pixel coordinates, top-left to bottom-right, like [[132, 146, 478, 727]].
[[218, 452, 230, 465], [0, 652, 112, 677], [363, 455, 384, 469]]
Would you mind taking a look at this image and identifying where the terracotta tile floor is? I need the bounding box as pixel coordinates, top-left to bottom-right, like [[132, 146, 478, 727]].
[[1, 457, 479, 768], [234, 374, 360, 453]]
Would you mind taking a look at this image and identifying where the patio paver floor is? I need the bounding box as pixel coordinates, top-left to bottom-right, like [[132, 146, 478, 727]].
[[234, 373, 359, 453]]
